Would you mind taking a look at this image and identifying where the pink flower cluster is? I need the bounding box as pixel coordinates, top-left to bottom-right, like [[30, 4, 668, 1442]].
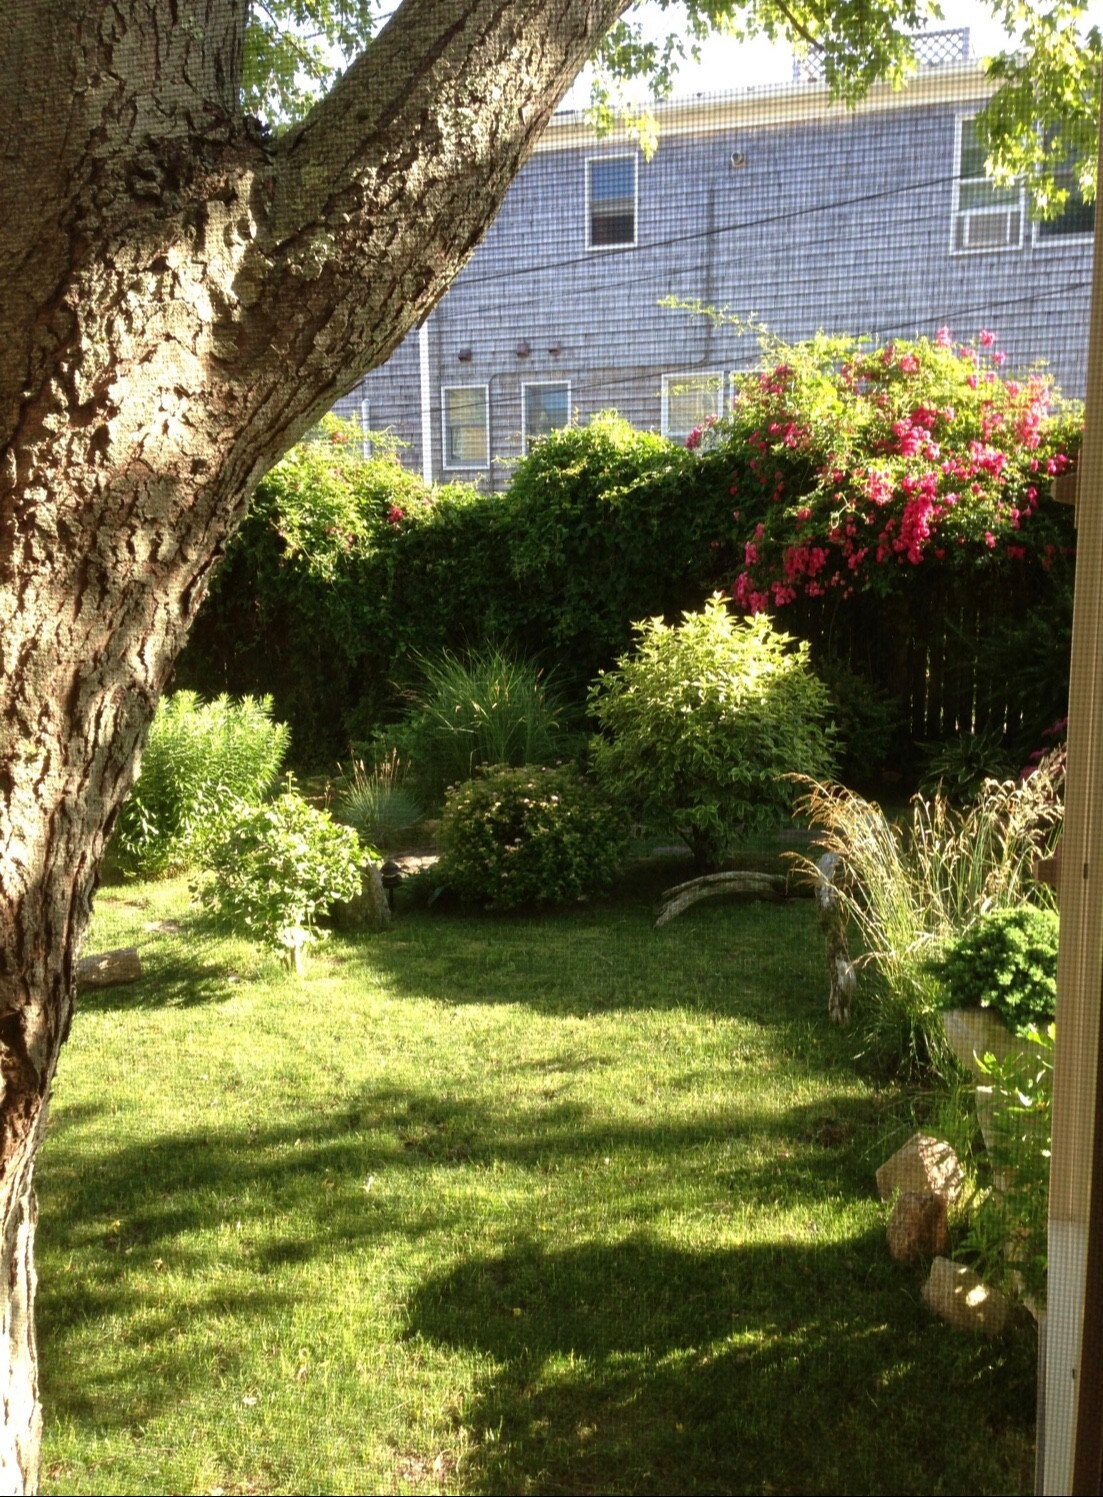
[[715, 332, 1080, 612]]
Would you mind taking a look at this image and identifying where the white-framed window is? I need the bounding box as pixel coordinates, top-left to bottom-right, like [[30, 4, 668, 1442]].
[[950, 116, 1024, 254], [586, 154, 637, 249], [1035, 158, 1095, 244], [661, 371, 725, 444], [521, 382, 571, 453], [359, 398, 373, 460], [441, 384, 489, 469]]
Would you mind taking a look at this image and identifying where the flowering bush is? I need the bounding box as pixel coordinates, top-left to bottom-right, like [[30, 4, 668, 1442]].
[[717, 333, 1080, 614]]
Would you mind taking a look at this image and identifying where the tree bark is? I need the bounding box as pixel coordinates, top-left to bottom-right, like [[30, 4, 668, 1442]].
[[0, 1, 630, 1485]]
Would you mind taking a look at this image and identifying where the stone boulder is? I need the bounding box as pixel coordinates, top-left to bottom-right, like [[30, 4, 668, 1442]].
[[875, 1132, 963, 1204], [887, 1191, 950, 1263], [922, 1257, 1012, 1336]]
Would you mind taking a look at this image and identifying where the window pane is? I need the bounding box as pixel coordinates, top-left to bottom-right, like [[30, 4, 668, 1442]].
[[665, 374, 723, 440], [444, 388, 487, 465], [524, 384, 569, 449], [1038, 165, 1095, 237], [591, 157, 634, 203], [589, 156, 635, 246], [958, 118, 987, 181], [959, 178, 1020, 212]]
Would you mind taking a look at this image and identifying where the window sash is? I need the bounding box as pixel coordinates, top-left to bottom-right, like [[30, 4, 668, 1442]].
[[522, 383, 570, 452], [951, 117, 1024, 253], [588, 155, 636, 248], [442, 386, 489, 467], [662, 372, 724, 442]]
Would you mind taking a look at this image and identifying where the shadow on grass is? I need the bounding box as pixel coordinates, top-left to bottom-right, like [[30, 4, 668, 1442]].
[[39, 1083, 900, 1441], [406, 1233, 1037, 1495]]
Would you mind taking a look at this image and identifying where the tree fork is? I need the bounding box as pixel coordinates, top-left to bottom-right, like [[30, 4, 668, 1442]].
[[0, 2, 634, 1487]]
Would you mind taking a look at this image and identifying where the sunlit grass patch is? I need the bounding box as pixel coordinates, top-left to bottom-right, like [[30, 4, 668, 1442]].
[[39, 877, 1035, 1495]]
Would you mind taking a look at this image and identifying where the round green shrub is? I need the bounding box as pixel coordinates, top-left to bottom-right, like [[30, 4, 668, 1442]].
[[589, 595, 836, 869], [195, 788, 364, 971], [438, 765, 627, 911], [933, 905, 1059, 1035]]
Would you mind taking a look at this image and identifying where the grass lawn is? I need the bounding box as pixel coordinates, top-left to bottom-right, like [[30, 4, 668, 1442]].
[[37, 864, 1036, 1495]]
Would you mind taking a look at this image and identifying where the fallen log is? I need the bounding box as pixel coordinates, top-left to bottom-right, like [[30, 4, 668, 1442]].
[[654, 870, 788, 928], [76, 946, 143, 991]]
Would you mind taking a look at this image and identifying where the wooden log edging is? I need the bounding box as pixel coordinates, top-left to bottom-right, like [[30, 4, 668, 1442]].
[[812, 852, 855, 1026], [654, 871, 788, 928]]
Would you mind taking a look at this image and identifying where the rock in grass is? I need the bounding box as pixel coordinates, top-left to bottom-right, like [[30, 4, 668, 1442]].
[[923, 1257, 1012, 1336], [875, 1133, 963, 1204], [887, 1191, 950, 1263]]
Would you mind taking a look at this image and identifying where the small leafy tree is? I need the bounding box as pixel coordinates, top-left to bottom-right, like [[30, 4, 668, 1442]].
[[196, 788, 364, 975], [589, 595, 836, 868]]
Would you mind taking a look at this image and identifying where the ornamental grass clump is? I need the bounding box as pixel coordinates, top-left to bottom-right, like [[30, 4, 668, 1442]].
[[438, 764, 626, 911], [334, 752, 422, 851], [387, 647, 573, 807], [794, 772, 1061, 1077], [589, 595, 836, 870]]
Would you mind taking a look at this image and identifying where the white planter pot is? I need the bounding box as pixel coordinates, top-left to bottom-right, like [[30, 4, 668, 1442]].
[[942, 1005, 1031, 1076]]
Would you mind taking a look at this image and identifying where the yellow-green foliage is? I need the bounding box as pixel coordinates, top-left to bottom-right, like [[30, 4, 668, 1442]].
[[590, 596, 836, 869]]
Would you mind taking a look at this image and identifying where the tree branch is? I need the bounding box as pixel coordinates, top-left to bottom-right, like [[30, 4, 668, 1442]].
[[243, 0, 632, 413]]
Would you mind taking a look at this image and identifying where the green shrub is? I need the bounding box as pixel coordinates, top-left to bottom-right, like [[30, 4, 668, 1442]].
[[386, 648, 574, 808], [177, 412, 740, 760], [499, 413, 735, 691], [589, 596, 836, 869], [918, 728, 1017, 805], [964, 1028, 1053, 1308], [114, 692, 289, 875], [795, 775, 1061, 1077], [334, 753, 422, 851], [438, 765, 627, 911], [195, 788, 364, 972], [815, 657, 902, 784], [933, 905, 1059, 1035]]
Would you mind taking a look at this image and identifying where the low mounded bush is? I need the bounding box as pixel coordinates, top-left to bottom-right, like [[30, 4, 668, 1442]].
[[438, 765, 626, 911], [195, 788, 363, 972], [932, 904, 1059, 1035], [114, 691, 289, 875], [589, 595, 836, 869]]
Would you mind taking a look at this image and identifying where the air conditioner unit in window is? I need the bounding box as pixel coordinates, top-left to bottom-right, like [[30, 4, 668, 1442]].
[[957, 206, 1022, 251]]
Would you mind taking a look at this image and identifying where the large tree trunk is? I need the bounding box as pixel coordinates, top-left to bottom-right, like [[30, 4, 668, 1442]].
[[0, 2, 629, 1485]]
